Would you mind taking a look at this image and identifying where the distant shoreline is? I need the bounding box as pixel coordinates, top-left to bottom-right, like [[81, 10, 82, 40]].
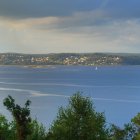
[[0, 53, 140, 66], [0, 64, 140, 69]]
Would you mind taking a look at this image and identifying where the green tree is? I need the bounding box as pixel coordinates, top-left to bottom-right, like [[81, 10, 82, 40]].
[[47, 93, 109, 140], [109, 123, 136, 140], [3, 95, 31, 140], [109, 117, 137, 140], [27, 120, 46, 140], [131, 113, 140, 140], [0, 114, 16, 140]]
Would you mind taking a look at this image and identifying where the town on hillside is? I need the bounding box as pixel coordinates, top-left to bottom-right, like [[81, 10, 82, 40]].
[[0, 53, 140, 66]]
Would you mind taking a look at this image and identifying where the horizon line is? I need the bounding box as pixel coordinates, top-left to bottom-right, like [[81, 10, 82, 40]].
[[0, 52, 140, 55]]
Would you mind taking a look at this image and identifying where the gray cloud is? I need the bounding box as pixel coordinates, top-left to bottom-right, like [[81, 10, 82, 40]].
[[0, 0, 99, 19], [0, 0, 140, 19], [0, 0, 140, 54]]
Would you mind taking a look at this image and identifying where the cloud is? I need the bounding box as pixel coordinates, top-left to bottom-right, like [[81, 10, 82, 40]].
[[0, 0, 140, 20], [0, 12, 140, 54], [24, 11, 140, 51], [0, 0, 140, 53], [0, 0, 101, 19]]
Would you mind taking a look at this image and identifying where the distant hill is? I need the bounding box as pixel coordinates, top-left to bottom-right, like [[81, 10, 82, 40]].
[[0, 53, 140, 66]]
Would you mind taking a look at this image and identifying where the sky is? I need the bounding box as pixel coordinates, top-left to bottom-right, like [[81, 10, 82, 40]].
[[0, 0, 140, 54]]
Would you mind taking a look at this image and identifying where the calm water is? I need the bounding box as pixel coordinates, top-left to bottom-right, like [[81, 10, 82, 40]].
[[0, 65, 140, 128]]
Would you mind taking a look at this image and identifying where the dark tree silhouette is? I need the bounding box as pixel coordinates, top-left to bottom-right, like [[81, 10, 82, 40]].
[[3, 95, 31, 140]]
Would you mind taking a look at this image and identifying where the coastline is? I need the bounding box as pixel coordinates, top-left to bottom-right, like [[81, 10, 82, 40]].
[[0, 64, 140, 69]]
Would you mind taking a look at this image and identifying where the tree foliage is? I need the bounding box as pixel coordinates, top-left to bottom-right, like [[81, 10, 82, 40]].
[[2, 93, 140, 140], [3, 95, 31, 140], [0, 114, 16, 140], [47, 93, 109, 140], [131, 113, 140, 140], [109, 113, 140, 140], [27, 120, 46, 140], [2, 96, 47, 140]]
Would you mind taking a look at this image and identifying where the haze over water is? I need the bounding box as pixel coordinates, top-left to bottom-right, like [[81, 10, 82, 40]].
[[0, 65, 140, 127]]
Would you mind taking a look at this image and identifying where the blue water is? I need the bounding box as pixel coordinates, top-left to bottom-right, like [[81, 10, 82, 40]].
[[0, 65, 140, 128]]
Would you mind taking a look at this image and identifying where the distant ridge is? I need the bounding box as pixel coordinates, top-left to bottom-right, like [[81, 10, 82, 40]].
[[0, 53, 140, 66]]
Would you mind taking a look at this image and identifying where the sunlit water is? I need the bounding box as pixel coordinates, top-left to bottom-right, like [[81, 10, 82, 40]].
[[0, 65, 140, 128]]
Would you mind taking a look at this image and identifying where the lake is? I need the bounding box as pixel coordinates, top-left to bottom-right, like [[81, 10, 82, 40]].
[[0, 65, 140, 128]]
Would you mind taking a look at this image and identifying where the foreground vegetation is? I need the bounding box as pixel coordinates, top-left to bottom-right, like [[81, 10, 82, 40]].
[[1, 93, 140, 140]]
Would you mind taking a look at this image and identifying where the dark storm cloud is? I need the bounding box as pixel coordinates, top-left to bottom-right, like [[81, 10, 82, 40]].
[[0, 0, 100, 19], [0, 0, 140, 19]]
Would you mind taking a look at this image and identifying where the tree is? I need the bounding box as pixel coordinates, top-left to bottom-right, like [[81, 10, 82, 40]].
[[109, 114, 140, 140], [3, 95, 31, 140], [131, 113, 140, 140], [27, 120, 46, 140], [47, 92, 109, 140], [109, 123, 136, 140], [0, 114, 16, 140]]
